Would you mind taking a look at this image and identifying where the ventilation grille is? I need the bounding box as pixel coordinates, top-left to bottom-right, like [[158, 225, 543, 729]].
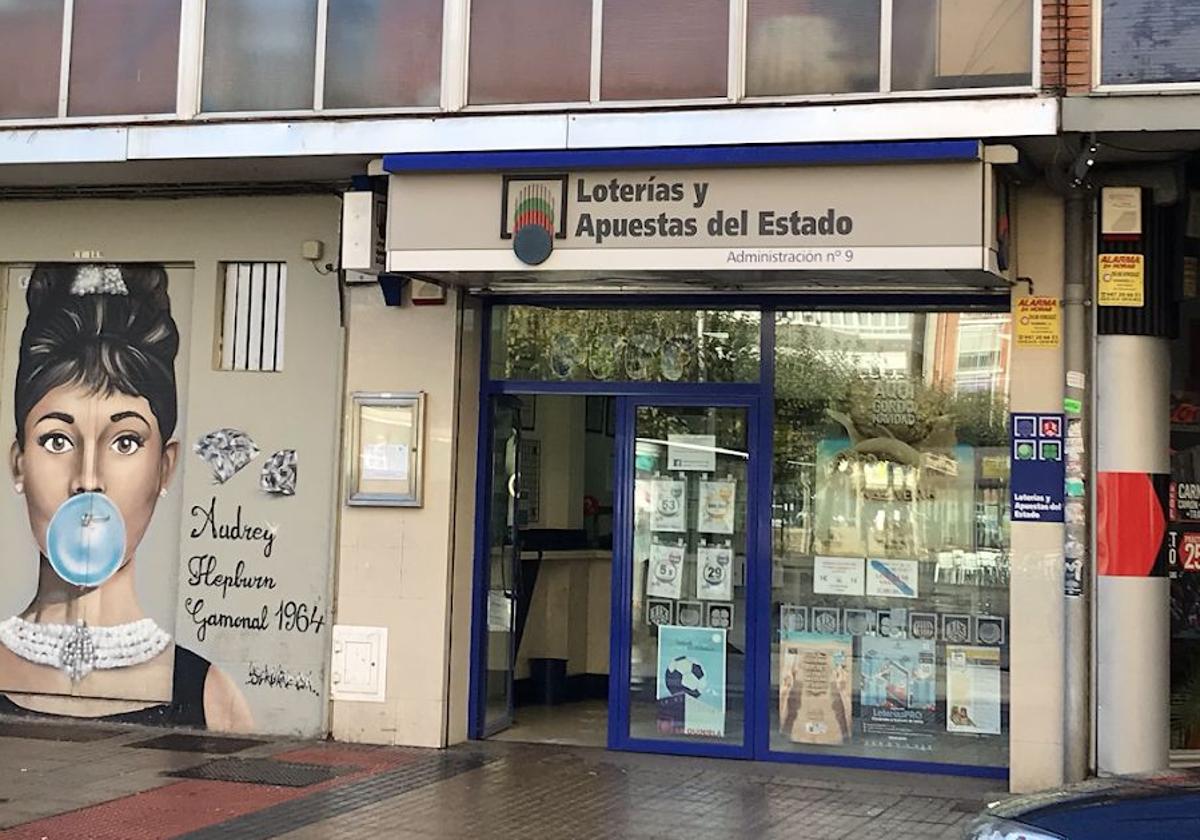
[[220, 262, 287, 372]]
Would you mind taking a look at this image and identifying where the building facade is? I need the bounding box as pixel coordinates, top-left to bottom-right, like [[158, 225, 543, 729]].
[[0, 0, 1187, 795]]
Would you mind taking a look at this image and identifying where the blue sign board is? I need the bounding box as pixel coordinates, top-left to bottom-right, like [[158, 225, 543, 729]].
[[1010, 413, 1065, 523]]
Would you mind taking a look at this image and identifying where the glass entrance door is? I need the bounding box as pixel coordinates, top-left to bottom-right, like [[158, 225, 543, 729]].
[[480, 395, 523, 736], [615, 400, 756, 755]]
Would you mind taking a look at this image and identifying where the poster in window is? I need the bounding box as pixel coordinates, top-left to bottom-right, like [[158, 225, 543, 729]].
[[813, 556, 866, 596], [656, 626, 727, 738], [696, 545, 733, 601], [866, 558, 919, 599], [946, 646, 1002, 736], [646, 542, 685, 599], [780, 604, 808, 639], [778, 633, 853, 746], [650, 478, 687, 532], [697, 480, 736, 534], [859, 638, 937, 750]]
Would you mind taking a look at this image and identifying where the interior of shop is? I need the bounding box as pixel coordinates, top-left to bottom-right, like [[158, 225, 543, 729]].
[[1169, 250, 1200, 754], [477, 305, 1013, 769], [489, 394, 615, 748]]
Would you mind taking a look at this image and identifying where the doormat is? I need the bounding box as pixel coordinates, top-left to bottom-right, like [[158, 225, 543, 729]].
[[167, 758, 341, 788], [130, 734, 264, 754], [0, 721, 123, 742]]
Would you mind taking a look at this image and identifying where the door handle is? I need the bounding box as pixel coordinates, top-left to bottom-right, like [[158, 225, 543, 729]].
[[507, 473, 518, 498]]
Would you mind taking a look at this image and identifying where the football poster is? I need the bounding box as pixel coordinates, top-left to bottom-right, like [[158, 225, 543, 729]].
[[859, 638, 937, 751], [656, 626, 727, 738], [778, 633, 853, 745]]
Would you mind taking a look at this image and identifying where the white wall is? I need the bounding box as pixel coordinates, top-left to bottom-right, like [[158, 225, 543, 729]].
[[1008, 185, 1068, 792], [332, 284, 476, 747]]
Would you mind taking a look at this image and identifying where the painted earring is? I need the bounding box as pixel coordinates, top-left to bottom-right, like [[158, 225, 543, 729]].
[[159, 488, 168, 498], [14, 482, 23, 495]]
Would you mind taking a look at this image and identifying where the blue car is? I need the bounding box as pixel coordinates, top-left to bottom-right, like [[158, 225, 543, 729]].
[[966, 771, 1200, 839]]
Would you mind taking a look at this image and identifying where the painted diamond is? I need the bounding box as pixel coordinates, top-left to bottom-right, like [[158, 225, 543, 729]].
[[194, 428, 259, 484], [261, 449, 298, 496]]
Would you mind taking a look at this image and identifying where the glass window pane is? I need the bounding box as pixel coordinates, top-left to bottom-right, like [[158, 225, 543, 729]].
[[68, 0, 180, 116], [601, 0, 728, 101], [468, 0, 591, 105], [628, 405, 749, 747], [202, 0, 317, 112], [489, 306, 761, 383], [892, 0, 1032, 90], [746, 0, 880, 96], [325, 0, 443, 109], [1102, 0, 1200, 85], [771, 310, 1011, 767], [0, 0, 63, 119]]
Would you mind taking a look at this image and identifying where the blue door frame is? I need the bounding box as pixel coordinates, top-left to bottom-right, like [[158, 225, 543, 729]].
[[467, 299, 1009, 780], [608, 393, 764, 761]]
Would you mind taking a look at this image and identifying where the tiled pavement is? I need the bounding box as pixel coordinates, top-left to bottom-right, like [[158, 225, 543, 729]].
[[0, 719, 1002, 840]]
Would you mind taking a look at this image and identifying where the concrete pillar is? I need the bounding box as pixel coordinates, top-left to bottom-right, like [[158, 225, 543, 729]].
[[1096, 334, 1171, 774]]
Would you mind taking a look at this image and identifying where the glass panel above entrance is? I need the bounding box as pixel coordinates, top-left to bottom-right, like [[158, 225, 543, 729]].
[[490, 306, 761, 383]]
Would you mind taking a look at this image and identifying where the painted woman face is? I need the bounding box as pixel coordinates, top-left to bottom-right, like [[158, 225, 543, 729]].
[[10, 383, 179, 567]]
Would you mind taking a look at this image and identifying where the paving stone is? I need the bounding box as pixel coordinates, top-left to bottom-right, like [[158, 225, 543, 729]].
[[0, 729, 992, 840]]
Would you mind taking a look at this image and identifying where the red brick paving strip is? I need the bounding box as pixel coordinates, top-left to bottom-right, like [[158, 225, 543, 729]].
[[0, 745, 421, 840]]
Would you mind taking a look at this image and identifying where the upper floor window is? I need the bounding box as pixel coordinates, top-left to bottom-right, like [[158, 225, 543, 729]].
[[1101, 0, 1200, 86], [201, 0, 443, 113], [0, 0, 180, 119], [474, 0, 1034, 105]]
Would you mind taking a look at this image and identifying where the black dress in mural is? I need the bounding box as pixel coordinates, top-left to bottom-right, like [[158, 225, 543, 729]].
[[0, 264, 251, 731]]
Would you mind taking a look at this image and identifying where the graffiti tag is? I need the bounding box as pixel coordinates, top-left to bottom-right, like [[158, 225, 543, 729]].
[[247, 663, 321, 696]]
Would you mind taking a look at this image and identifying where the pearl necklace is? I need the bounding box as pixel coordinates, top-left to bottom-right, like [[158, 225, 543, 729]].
[[0, 616, 171, 681]]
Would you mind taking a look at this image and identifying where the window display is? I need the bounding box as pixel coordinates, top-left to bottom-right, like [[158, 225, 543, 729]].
[[770, 311, 1011, 767]]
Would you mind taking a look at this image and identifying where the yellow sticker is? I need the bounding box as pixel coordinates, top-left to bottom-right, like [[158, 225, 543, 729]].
[[1098, 253, 1145, 307], [1014, 295, 1061, 348]]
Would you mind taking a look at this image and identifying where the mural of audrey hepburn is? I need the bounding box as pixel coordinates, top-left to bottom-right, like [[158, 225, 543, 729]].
[[0, 263, 252, 731]]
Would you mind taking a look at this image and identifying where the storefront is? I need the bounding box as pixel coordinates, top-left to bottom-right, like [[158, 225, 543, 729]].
[[380, 140, 1057, 780]]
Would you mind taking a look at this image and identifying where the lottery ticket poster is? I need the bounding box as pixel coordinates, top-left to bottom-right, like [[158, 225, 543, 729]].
[[651, 478, 687, 532], [858, 638, 937, 750], [646, 542, 685, 599], [696, 545, 734, 600], [698, 480, 736, 534]]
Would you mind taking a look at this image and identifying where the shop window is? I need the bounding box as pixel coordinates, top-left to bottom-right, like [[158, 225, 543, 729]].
[[0, 1, 63, 119], [467, 0, 592, 105], [600, 0, 728, 101], [488, 306, 760, 383], [202, 0, 318, 112], [891, 0, 1032, 91], [218, 263, 287, 372], [324, 0, 443, 109], [1101, 0, 1200, 85], [68, 0, 181, 116], [745, 0, 880, 96], [771, 310, 1011, 768]]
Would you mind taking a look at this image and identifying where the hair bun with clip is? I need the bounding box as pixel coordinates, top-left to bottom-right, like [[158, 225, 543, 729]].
[[71, 265, 128, 297]]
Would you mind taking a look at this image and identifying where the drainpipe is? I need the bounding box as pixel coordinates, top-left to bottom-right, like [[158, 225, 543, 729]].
[[1062, 190, 1092, 783]]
